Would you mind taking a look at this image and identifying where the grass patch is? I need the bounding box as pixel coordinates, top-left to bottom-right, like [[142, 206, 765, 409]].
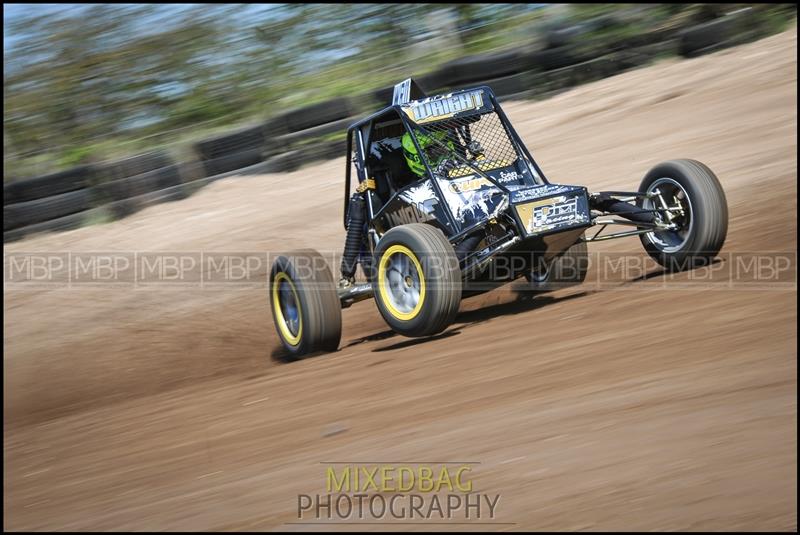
[[81, 207, 115, 227]]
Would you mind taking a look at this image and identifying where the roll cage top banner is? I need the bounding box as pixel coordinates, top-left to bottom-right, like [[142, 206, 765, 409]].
[[400, 88, 492, 125]]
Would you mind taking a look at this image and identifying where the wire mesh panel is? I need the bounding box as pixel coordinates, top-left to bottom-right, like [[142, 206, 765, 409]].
[[410, 110, 520, 179], [398, 108, 524, 231]]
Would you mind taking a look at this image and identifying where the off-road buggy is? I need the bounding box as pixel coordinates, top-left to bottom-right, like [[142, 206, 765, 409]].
[[270, 79, 728, 356]]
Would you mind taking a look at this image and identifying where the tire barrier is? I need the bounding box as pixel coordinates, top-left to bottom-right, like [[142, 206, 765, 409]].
[[194, 124, 267, 162], [4, 189, 92, 231], [550, 56, 620, 86], [97, 151, 174, 183], [302, 139, 350, 164], [440, 49, 529, 86], [322, 139, 348, 160], [456, 72, 532, 100], [679, 7, 786, 59], [543, 15, 622, 49], [679, 14, 741, 58], [282, 97, 354, 133], [544, 23, 592, 49], [415, 70, 453, 94], [93, 164, 183, 203], [191, 99, 354, 164], [600, 27, 678, 53], [177, 160, 206, 184], [275, 116, 356, 148], [525, 45, 585, 72], [380, 48, 553, 101], [525, 56, 623, 99], [371, 85, 396, 106], [261, 151, 302, 174], [3, 165, 96, 205], [201, 148, 266, 177], [3, 208, 91, 243], [262, 114, 291, 140], [104, 186, 188, 220], [614, 40, 679, 70]]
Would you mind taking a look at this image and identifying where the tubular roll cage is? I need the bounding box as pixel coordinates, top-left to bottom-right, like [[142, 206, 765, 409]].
[[343, 88, 547, 241]]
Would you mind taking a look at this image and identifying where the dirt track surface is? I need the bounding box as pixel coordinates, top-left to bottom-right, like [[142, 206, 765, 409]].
[[4, 28, 797, 531]]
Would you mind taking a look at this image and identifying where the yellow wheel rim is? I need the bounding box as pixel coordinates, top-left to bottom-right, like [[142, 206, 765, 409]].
[[272, 272, 302, 346], [378, 244, 426, 321]]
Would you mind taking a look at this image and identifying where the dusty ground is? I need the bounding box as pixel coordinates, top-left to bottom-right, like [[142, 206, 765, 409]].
[[3, 28, 797, 531]]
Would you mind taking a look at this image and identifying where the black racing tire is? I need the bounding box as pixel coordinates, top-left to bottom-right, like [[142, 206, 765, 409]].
[[99, 151, 173, 183], [269, 249, 342, 358], [526, 236, 589, 292], [283, 97, 354, 133], [460, 72, 530, 99], [441, 50, 526, 85], [4, 189, 92, 231], [201, 149, 265, 177], [637, 159, 728, 270], [3, 165, 95, 205], [3, 209, 89, 242], [525, 46, 581, 71], [417, 69, 451, 93], [262, 151, 302, 174], [93, 165, 182, 202], [194, 125, 266, 161], [373, 224, 462, 338], [679, 16, 737, 58]]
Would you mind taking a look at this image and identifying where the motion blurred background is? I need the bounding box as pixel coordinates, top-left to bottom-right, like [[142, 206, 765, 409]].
[[3, 4, 797, 532], [3, 3, 796, 240]]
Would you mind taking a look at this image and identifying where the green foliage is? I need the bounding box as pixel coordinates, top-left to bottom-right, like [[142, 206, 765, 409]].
[[60, 146, 95, 168], [82, 207, 114, 227], [748, 4, 797, 35], [3, 4, 796, 180]]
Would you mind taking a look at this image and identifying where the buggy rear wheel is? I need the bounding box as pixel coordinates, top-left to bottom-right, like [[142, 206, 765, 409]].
[[270, 249, 342, 358], [374, 224, 462, 338]]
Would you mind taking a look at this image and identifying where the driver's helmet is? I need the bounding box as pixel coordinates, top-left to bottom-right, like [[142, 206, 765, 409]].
[[401, 130, 454, 177]]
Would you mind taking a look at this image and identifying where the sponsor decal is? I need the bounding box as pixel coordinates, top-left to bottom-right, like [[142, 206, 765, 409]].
[[515, 193, 588, 234], [448, 176, 492, 194], [531, 196, 578, 229], [386, 204, 434, 227], [447, 159, 516, 179], [509, 185, 573, 202], [447, 166, 480, 179], [390, 181, 438, 227], [497, 170, 520, 183], [399, 181, 436, 208], [406, 90, 485, 124]]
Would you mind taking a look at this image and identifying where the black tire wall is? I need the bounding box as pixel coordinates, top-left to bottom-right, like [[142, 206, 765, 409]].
[[3, 165, 95, 205]]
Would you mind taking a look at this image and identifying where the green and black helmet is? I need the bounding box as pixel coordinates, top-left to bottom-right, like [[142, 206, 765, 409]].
[[401, 130, 454, 177]]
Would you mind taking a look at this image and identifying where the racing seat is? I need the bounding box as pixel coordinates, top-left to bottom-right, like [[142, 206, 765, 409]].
[[367, 140, 419, 208]]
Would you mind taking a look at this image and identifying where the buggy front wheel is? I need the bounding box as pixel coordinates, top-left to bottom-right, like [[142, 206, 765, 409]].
[[373, 224, 462, 338], [637, 159, 728, 270]]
